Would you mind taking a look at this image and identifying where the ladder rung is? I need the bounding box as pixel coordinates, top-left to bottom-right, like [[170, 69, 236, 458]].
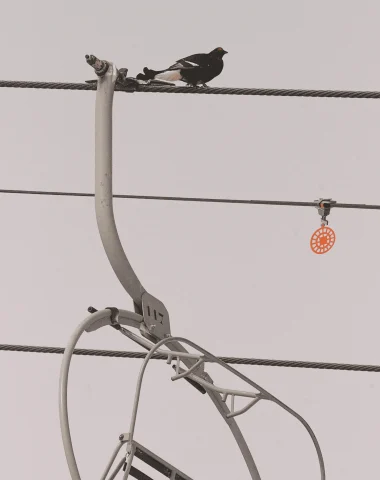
[[130, 440, 194, 480], [129, 465, 154, 480], [135, 447, 171, 477]]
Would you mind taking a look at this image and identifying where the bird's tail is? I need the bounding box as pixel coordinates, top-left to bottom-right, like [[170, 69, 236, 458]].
[[136, 67, 182, 82], [136, 67, 162, 81]]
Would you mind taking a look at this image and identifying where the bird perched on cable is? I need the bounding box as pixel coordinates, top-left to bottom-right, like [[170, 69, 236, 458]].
[[136, 47, 228, 87]]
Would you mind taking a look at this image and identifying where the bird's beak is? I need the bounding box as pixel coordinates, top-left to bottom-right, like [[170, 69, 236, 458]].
[[223, 50, 228, 54]]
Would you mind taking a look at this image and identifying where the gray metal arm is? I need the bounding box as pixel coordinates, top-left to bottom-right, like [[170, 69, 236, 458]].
[[91, 55, 171, 337], [95, 63, 145, 308]]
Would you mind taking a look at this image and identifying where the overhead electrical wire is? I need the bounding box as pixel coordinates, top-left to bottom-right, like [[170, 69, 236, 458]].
[[1, 79, 379, 375], [1, 343, 379, 372], [2, 189, 375, 372], [2, 79, 380, 100], [1, 194, 374, 372], [1, 188, 380, 210], [0, 188, 380, 210]]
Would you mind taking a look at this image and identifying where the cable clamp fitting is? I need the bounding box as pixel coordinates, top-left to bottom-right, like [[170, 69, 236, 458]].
[[105, 307, 121, 330], [314, 198, 336, 226]]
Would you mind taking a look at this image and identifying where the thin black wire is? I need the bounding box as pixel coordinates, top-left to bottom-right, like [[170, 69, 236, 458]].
[[1, 343, 379, 372], [1, 188, 380, 210], [2, 79, 380, 100]]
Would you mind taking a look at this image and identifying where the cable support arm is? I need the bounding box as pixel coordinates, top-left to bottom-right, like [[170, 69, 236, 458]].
[[87, 54, 171, 339]]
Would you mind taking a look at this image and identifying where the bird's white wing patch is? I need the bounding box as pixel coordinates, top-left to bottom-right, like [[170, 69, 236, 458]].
[[155, 70, 183, 82], [169, 60, 200, 70], [168, 62, 184, 70]]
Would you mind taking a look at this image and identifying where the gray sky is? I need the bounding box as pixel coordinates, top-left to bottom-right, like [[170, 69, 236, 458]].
[[1, 0, 380, 478]]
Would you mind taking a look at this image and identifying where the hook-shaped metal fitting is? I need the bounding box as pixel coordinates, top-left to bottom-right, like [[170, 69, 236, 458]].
[[315, 198, 336, 226]]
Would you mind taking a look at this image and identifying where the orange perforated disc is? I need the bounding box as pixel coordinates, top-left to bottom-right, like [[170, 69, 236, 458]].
[[310, 226, 336, 254]]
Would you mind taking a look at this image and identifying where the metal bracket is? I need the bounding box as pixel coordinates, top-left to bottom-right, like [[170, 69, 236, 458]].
[[315, 198, 336, 226], [86, 54, 171, 341], [116, 68, 139, 89], [141, 291, 170, 340], [171, 365, 207, 394], [106, 307, 121, 330]]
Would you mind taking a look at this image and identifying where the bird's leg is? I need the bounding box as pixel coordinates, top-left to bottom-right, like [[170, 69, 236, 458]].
[[202, 83, 209, 88]]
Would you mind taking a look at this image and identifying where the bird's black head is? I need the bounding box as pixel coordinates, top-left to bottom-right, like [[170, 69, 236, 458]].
[[210, 47, 228, 57]]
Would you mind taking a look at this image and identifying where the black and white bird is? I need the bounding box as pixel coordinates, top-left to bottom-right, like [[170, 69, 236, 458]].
[[136, 47, 228, 87]]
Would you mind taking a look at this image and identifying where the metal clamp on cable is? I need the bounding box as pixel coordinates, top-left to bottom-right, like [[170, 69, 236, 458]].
[[314, 198, 336, 226], [106, 307, 121, 330], [116, 68, 139, 89]]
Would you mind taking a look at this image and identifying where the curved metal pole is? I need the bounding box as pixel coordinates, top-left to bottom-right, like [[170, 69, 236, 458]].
[[59, 309, 109, 480], [59, 309, 142, 480], [127, 337, 262, 480], [59, 313, 261, 480], [161, 339, 262, 479], [60, 314, 324, 480], [100, 441, 124, 480], [127, 336, 325, 480], [178, 337, 326, 480], [95, 63, 145, 308], [119, 325, 263, 478]]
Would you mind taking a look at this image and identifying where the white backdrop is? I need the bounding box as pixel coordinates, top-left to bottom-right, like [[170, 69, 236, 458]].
[[1, 1, 380, 478]]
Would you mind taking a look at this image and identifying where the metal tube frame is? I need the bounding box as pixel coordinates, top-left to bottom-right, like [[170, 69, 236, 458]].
[[59, 313, 325, 480], [58, 54, 326, 480], [123, 334, 325, 479], [59, 309, 143, 480]]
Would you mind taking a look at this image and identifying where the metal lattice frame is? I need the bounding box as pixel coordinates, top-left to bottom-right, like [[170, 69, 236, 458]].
[[58, 54, 326, 480]]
